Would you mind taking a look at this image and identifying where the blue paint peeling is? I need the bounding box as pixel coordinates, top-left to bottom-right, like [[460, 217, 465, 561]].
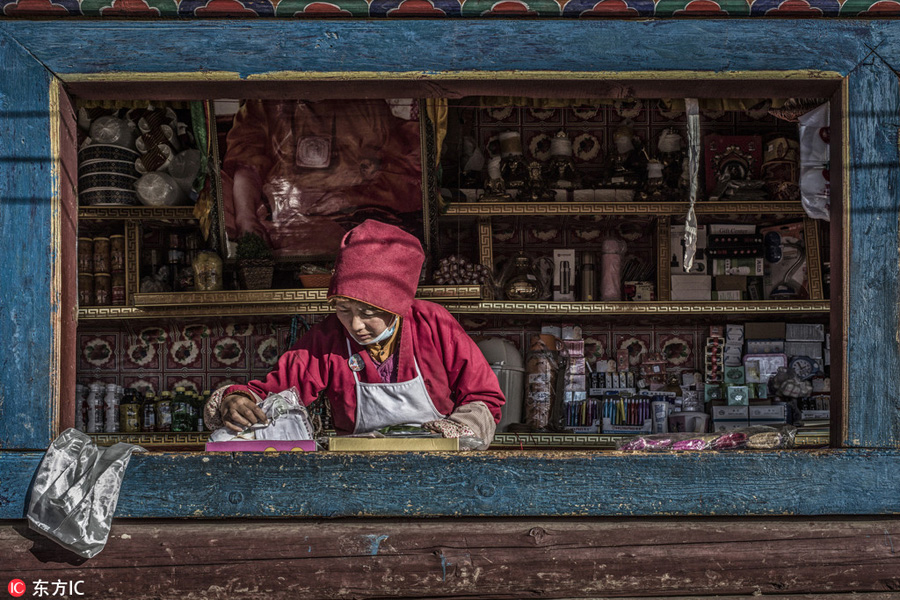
[[364, 534, 389, 555], [439, 552, 452, 581]]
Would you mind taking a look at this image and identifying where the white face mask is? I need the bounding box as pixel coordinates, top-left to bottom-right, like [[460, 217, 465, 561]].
[[352, 317, 397, 346]]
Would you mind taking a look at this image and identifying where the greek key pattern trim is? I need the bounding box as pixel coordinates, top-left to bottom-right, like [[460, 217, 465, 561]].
[[442, 301, 830, 315], [126, 221, 140, 305], [804, 217, 825, 301], [657, 219, 671, 301], [478, 217, 493, 268], [492, 432, 828, 448], [78, 206, 198, 221], [90, 432, 209, 446], [445, 201, 806, 217]]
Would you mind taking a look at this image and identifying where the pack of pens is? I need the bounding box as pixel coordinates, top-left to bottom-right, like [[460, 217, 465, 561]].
[[599, 393, 653, 434]]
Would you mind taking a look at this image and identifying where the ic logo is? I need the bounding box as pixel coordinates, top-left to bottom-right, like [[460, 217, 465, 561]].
[[7, 579, 26, 598]]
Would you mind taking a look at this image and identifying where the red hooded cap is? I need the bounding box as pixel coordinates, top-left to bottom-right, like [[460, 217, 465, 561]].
[[327, 220, 424, 316]]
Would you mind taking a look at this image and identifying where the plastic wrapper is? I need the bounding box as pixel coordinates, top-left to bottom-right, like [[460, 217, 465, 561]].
[[798, 102, 830, 221], [27, 429, 144, 558], [617, 425, 797, 452], [208, 387, 314, 442], [525, 335, 558, 430]]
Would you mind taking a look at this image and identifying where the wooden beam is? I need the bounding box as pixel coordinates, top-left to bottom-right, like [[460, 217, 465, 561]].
[[0, 30, 58, 449], [3, 450, 900, 519], [0, 20, 877, 79], [845, 54, 900, 448], [1, 518, 898, 599]]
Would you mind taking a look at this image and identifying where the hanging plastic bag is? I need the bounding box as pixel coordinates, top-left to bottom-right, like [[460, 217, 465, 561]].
[[798, 102, 830, 221], [27, 428, 144, 558]]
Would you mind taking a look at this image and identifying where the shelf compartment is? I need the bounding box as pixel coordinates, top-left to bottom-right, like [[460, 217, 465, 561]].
[[78, 206, 198, 221], [441, 300, 830, 315], [444, 201, 807, 217]]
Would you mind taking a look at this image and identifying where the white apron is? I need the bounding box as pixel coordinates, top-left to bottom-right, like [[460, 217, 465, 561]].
[[347, 339, 444, 434]]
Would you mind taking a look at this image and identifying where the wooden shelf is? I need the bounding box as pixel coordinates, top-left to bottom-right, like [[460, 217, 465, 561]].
[[444, 201, 807, 217], [80, 285, 483, 320], [440, 300, 831, 316], [78, 206, 197, 221]]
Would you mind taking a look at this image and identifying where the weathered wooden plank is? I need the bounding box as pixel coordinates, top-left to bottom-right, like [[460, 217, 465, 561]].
[[845, 55, 900, 448], [0, 30, 57, 449], [2, 450, 900, 519], [1, 518, 898, 599], [0, 20, 877, 79]]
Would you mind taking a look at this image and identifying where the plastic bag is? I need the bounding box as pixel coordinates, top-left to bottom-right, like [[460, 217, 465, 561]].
[[798, 102, 830, 221], [617, 425, 797, 452], [208, 387, 314, 443], [27, 428, 144, 558]]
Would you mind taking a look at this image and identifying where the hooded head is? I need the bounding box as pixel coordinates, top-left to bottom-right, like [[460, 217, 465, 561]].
[[327, 220, 425, 316]]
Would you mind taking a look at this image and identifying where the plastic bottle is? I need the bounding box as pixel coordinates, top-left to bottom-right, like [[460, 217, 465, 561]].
[[86, 382, 104, 433], [141, 392, 157, 432], [171, 387, 193, 432], [119, 388, 142, 433], [156, 391, 173, 432], [104, 383, 120, 433]]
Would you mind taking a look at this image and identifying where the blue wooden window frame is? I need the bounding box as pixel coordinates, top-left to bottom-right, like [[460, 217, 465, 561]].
[[1, 20, 898, 519]]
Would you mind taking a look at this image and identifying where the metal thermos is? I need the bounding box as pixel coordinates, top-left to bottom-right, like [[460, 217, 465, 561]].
[[581, 252, 597, 301]]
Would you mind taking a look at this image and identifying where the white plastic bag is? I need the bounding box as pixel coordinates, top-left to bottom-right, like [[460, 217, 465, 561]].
[[798, 102, 830, 221], [208, 387, 314, 442], [27, 429, 144, 558]]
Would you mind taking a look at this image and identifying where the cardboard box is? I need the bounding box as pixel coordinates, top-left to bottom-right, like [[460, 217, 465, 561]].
[[785, 341, 823, 359], [750, 404, 787, 422], [711, 258, 764, 277], [671, 274, 712, 301], [553, 249, 576, 301], [745, 322, 787, 340], [786, 323, 826, 341], [717, 276, 748, 292], [724, 365, 745, 384], [329, 437, 460, 452], [711, 405, 749, 430], [744, 353, 787, 383], [709, 224, 757, 235], [727, 385, 750, 405], [714, 290, 742, 301], [746, 339, 786, 354], [206, 440, 317, 452]]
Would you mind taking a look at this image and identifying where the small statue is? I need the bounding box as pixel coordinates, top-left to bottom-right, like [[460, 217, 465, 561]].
[[604, 125, 646, 189], [547, 130, 578, 190], [657, 128, 685, 193], [521, 160, 555, 202], [479, 156, 511, 202], [499, 130, 528, 190]]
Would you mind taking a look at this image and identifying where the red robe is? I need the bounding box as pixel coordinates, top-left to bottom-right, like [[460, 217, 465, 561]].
[[225, 300, 505, 434]]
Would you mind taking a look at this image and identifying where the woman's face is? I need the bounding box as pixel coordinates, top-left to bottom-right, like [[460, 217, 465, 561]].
[[334, 298, 394, 343]]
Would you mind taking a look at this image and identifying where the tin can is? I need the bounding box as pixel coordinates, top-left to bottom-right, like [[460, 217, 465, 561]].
[[78, 273, 94, 306], [110, 234, 126, 273], [92, 236, 110, 273], [111, 272, 126, 305], [78, 237, 94, 272], [94, 273, 111, 306]]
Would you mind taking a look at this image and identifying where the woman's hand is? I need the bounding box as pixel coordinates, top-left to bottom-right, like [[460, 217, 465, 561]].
[[219, 393, 268, 432]]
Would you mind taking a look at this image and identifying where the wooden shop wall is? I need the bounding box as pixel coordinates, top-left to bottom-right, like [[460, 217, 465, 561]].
[[1, 18, 900, 599]]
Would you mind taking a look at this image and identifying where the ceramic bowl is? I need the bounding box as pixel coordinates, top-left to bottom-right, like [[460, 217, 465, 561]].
[[135, 172, 182, 207], [80, 187, 139, 206], [79, 144, 140, 163], [78, 172, 138, 191], [78, 158, 140, 177]]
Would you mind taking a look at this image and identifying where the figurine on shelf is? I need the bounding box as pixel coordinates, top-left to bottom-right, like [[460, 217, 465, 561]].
[[547, 130, 578, 190], [479, 156, 511, 202], [521, 160, 555, 202], [604, 125, 646, 189], [499, 130, 528, 191], [657, 128, 686, 193]]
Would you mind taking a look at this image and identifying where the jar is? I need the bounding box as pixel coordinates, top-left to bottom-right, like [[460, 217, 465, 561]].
[[92, 236, 110, 273], [501, 253, 543, 301], [94, 273, 111, 306], [110, 234, 126, 273], [111, 272, 126, 305], [78, 237, 93, 272], [192, 250, 224, 291], [78, 273, 94, 306], [524, 334, 558, 431]]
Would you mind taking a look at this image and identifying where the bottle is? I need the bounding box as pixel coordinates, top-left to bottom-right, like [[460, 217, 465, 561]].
[[580, 251, 597, 301], [141, 392, 157, 432], [198, 390, 212, 432], [74, 384, 86, 432], [171, 387, 193, 432], [502, 253, 543, 301], [167, 233, 184, 292], [119, 388, 141, 433], [86, 382, 103, 433], [104, 383, 120, 433], [155, 391, 173, 432]]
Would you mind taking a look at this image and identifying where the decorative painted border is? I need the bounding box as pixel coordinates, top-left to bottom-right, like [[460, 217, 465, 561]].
[[0, 0, 894, 17]]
